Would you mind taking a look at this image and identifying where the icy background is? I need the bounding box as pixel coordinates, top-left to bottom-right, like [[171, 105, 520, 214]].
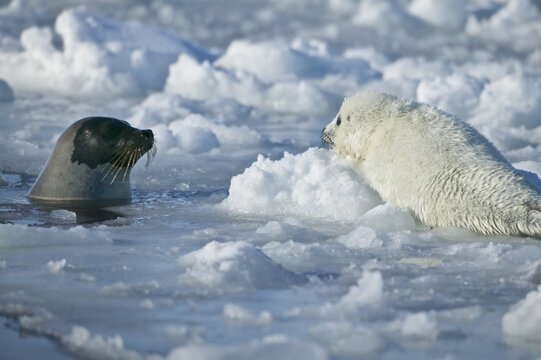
[[1, 0, 541, 359]]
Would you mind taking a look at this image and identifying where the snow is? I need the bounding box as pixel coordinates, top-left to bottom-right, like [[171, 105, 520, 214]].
[[502, 286, 541, 342], [408, 0, 467, 30], [46, 258, 67, 273], [177, 240, 299, 294], [1, 0, 541, 359], [396, 311, 439, 341], [0, 78, 14, 102], [220, 148, 381, 222]]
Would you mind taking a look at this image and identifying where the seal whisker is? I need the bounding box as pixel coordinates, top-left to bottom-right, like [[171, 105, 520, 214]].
[[145, 144, 157, 170], [101, 148, 131, 182], [110, 148, 133, 184], [122, 151, 135, 181]]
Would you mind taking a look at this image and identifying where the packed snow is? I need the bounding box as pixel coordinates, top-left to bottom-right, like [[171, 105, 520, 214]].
[[1, 0, 541, 359]]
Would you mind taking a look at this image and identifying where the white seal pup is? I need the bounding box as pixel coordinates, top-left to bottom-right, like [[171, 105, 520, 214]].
[[28, 117, 155, 207], [322, 91, 541, 237]]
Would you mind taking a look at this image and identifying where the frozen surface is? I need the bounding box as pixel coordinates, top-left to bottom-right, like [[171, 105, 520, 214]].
[[1, 0, 541, 359]]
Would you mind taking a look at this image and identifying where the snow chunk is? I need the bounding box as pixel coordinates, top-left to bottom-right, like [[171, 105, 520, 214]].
[[466, 0, 541, 53], [343, 47, 390, 72], [335, 225, 383, 249], [417, 73, 484, 120], [169, 116, 220, 154], [256, 221, 283, 236], [262, 240, 354, 274], [0, 224, 111, 248], [167, 337, 327, 360], [310, 322, 383, 357], [408, 0, 467, 31], [384, 57, 452, 82], [62, 326, 144, 360], [215, 40, 326, 83], [0, 9, 209, 98], [215, 39, 376, 85], [502, 286, 541, 342], [50, 209, 77, 223], [353, 0, 424, 32], [168, 114, 261, 153], [220, 148, 381, 222], [223, 303, 272, 326], [46, 259, 66, 273], [320, 271, 384, 317], [471, 72, 541, 129], [165, 54, 334, 115], [177, 241, 297, 293], [359, 202, 417, 232], [339, 271, 383, 309], [19, 310, 53, 330], [140, 299, 154, 310], [397, 311, 438, 341], [445, 242, 512, 267]]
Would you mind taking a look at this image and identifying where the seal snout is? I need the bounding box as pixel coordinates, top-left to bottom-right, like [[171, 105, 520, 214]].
[[139, 129, 153, 140], [321, 127, 334, 147], [134, 129, 155, 154]]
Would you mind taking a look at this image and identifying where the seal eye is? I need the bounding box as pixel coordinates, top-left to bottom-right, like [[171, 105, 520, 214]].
[[336, 116, 341, 126]]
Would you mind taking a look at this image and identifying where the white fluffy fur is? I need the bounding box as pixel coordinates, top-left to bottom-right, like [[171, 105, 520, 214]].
[[323, 91, 541, 237]]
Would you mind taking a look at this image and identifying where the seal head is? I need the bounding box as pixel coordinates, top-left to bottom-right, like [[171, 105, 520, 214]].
[[28, 117, 154, 207]]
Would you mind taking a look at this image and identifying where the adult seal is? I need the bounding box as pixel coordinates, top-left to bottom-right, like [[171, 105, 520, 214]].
[[322, 91, 541, 237], [28, 117, 155, 207]]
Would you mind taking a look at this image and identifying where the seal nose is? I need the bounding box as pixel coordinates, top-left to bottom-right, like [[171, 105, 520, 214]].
[[140, 129, 153, 140]]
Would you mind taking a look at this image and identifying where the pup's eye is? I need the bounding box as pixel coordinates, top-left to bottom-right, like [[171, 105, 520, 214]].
[[336, 116, 341, 126]]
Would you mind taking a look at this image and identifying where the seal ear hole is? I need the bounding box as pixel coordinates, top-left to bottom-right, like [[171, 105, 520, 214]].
[[347, 115, 351, 122], [336, 116, 341, 126]]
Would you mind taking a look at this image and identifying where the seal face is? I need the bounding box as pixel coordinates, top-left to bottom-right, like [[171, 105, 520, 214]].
[[28, 117, 155, 206], [323, 92, 541, 237]]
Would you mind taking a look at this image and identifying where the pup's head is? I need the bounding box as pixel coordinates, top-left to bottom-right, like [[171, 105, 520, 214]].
[[322, 92, 393, 159]]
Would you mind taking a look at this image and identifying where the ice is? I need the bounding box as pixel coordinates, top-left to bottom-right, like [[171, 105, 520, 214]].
[[165, 54, 335, 116], [471, 72, 541, 129], [166, 337, 327, 360], [353, 0, 425, 33], [0, 78, 14, 102], [335, 225, 383, 249], [46, 258, 66, 273], [220, 148, 381, 222], [177, 241, 299, 294], [61, 326, 142, 360], [334, 270, 384, 311], [223, 303, 272, 326], [215, 40, 327, 83], [502, 286, 541, 342], [309, 322, 383, 357], [0, 224, 111, 248], [0, 9, 211, 98], [168, 114, 261, 152], [2, 0, 541, 359], [395, 311, 438, 341], [417, 73, 484, 120], [384, 57, 452, 82], [408, 0, 467, 30], [50, 209, 77, 222]]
